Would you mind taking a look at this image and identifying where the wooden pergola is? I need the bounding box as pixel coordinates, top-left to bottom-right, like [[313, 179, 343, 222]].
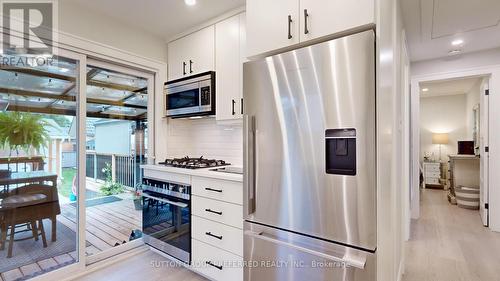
[[0, 58, 148, 121]]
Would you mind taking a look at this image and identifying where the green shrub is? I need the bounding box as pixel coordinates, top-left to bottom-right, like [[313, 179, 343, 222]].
[[100, 162, 124, 195]]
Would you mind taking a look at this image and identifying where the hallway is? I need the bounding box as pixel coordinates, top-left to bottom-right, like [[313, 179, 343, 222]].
[[403, 189, 500, 281]]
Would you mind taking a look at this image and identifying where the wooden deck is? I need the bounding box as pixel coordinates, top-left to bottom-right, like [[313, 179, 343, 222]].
[[0, 196, 141, 281]]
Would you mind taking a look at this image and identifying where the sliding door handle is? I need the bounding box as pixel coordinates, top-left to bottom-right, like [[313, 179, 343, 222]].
[[182, 62, 187, 75], [287, 15, 293, 39], [304, 9, 309, 34]]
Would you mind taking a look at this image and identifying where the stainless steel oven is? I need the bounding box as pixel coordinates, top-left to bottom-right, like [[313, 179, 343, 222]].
[[165, 71, 215, 118], [141, 177, 191, 263]]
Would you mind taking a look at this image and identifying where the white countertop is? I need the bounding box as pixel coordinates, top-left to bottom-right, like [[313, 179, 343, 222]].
[[141, 164, 243, 182]]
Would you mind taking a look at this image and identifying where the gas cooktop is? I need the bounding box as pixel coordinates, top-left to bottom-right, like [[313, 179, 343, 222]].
[[158, 156, 229, 169]]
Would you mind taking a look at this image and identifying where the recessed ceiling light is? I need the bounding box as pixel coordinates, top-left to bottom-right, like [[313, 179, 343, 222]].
[[422, 88, 429, 92], [451, 39, 463, 46], [185, 0, 196, 6]]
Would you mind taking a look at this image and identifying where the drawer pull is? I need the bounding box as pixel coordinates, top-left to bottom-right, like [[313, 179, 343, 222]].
[[205, 187, 223, 193], [205, 231, 223, 240], [206, 261, 223, 270], [205, 208, 223, 215]]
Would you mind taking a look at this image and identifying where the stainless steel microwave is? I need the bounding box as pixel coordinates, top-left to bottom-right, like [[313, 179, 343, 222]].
[[164, 71, 215, 118]]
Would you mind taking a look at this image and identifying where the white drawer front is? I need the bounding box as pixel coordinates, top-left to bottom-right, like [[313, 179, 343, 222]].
[[192, 195, 243, 229], [192, 215, 243, 257], [192, 176, 243, 205], [143, 169, 190, 185], [425, 178, 439, 184], [192, 239, 243, 281], [425, 171, 440, 178]]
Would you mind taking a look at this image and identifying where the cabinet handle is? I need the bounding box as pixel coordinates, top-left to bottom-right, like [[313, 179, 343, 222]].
[[205, 208, 222, 215], [189, 60, 193, 73], [206, 261, 223, 270], [205, 232, 223, 240], [240, 98, 244, 114], [304, 9, 309, 34], [287, 15, 293, 39], [183, 62, 187, 75], [232, 99, 236, 115], [205, 187, 223, 193]]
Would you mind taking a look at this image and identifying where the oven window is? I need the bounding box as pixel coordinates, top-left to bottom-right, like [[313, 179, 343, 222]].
[[167, 90, 199, 110], [142, 194, 191, 254]]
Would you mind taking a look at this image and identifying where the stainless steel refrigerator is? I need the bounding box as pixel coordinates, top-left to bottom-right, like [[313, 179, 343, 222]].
[[243, 30, 376, 281]]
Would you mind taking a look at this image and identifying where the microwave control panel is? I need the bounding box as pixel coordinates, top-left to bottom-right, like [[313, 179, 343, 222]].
[[200, 86, 211, 106]]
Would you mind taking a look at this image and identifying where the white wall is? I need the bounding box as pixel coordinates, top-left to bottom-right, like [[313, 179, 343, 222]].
[[165, 119, 243, 166], [412, 47, 500, 77], [376, 0, 407, 279], [420, 94, 468, 162], [58, 1, 167, 62]]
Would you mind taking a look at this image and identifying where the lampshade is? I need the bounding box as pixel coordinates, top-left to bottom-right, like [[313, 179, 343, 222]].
[[432, 133, 449, 145]]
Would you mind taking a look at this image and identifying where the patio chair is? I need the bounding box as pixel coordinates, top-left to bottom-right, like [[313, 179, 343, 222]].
[[0, 193, 48, 258], [6, 184, 61, 242]]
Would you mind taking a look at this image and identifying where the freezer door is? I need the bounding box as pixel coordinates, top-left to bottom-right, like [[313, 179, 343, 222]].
[[244, 222, 375, 281], [243, 30, 376, 250]]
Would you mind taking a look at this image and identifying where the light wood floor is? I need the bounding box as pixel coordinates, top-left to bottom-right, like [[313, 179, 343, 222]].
[[402, 189, 500, 281], [75, 250, 207, 281]]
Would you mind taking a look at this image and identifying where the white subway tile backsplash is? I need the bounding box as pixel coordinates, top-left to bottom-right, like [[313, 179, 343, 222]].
[[165, 118, 243, 166]]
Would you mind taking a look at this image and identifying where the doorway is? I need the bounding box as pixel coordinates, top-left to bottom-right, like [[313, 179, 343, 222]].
[[403, 74, 500, 281]]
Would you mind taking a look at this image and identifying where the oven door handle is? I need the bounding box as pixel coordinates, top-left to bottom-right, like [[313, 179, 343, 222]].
[[142, 193, 188, 208]]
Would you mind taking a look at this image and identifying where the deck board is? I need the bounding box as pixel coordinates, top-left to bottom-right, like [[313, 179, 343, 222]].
[[0, 197, 141, 280]]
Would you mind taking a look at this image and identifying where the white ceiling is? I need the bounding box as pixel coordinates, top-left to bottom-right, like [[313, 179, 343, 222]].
[[66, 0, 245, 41], [420, 76, 482, 98], [402, 0, 500, 62]]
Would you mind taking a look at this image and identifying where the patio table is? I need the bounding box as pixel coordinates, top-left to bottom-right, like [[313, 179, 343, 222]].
[[0, 171, 57, 191]]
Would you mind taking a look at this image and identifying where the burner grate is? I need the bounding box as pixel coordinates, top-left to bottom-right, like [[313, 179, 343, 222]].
[[159, 156, 229, 169]]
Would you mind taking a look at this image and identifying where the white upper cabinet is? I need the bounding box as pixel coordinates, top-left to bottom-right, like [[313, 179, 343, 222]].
[[215, 13, 246, 121], [246, 0, 299, 58], [246, 0, 375, 58], [299, 0, 374, 42], [167, 25, 215, 81]]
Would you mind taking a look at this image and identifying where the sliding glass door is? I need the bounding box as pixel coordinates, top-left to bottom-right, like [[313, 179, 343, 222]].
[[0, 48, 87, 280], [82, 59, 153, 263]]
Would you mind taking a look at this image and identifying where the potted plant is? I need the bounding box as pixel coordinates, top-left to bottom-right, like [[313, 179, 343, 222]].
[[0, 112, 49, 176]]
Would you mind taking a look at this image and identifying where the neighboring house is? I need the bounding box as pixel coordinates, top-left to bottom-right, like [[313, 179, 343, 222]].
[[94, 120, 133, 155]]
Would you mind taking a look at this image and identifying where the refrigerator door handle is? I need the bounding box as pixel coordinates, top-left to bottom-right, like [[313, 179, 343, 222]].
[[244, 230, 367, 270], [243, 115, 256, 217]]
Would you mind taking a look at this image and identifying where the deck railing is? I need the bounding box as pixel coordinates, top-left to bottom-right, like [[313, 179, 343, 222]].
[[85, 152, 145, 189]]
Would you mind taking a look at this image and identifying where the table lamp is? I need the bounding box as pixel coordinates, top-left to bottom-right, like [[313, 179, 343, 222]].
[[432, 133, 449, 162]]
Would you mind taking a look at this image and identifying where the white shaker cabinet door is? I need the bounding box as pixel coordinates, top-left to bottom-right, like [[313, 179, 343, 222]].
[[216, 14, 241, 121], [246, 0, 299, 58], [299, 0, 375, 42]]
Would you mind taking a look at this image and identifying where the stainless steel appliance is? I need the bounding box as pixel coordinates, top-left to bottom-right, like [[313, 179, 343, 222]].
[[141, 177, 191, 263], [165, 71, 215, 118], [243, 30, 376, 280]]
